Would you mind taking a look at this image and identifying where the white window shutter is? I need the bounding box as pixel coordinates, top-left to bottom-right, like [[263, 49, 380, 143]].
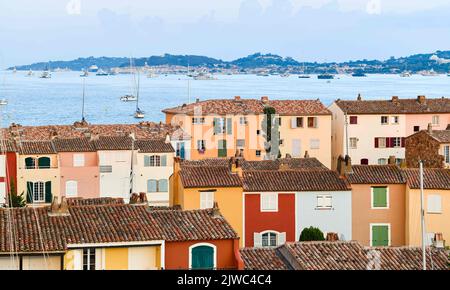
[[277, 232, 286, 246], [291, 117, 297, 128], [254, 233, 262, 248]]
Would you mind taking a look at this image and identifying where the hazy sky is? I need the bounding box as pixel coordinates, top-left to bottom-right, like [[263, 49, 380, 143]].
[[1, 0, 450, 67]]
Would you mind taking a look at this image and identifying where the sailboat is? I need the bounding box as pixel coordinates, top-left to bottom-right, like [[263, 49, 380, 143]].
[[120, 58, 138, 102], [134, 69, 145, 119]]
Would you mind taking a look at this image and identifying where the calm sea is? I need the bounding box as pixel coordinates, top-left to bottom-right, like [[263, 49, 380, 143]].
[[0, 71, 449, 126]]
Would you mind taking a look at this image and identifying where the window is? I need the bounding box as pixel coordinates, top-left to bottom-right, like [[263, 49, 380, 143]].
[[372, 187, 388, 208], [262, 232, 278, 247], [192, 117, 205, 125], [65, 180, 78, 197], [256, 130, 261, 135], [381, 116, 388, 125], [414, 126, 420, 132], [378, 158, 388, 165], [317, 195, 332, 209], [73, 154, 85, 167], [444, 146, 450, 163], [360, 159, 369, 165], [239, 116, 248, 125], [391, 116, 399, 124], [296, 117, 303, 128], [213, 117, 227, 135], [33, 182, 45, 202], [150, 155, 161, 167], [307, 117, 317, 128], [349, 138, 358, 149], [278, 118, 282, 126], [147, 179, 168, 193], [392, 137, 401, 148], [256, 150, 261, 157], [37, 157, 51, 169], [25, 157, 36, 169], [190, 244, 216, 270], [310, 139, 320, 149], [196, 140, 206, 151], [99, 165, 112, 173], [0, 155, 5, 177], [83, 248, 96, 270], [260, 193, 277, 212], [377, 137, 387, 148], [236, 139, 245, 148], [349, 116, 358, 124], [200, 191, 214, 209], [427, 195, 442, 214], [371, 224, 390, 247], [432, 115, 440, 125], [158, 179, 168, 192]]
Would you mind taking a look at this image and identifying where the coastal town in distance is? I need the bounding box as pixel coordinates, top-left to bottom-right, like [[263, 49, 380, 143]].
[[0, 0, 449, 280]]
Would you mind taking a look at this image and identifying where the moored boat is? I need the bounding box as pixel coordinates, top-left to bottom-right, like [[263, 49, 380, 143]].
[[317, 73, 334, 80]]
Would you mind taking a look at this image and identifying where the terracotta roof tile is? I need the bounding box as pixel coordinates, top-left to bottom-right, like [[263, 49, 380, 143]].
[[0, 204, 237, 253], [0, 140, 16, 152], [347, 165, 406, 184], [240, 248, 288, 270], [136, 139, 175, 153], [180, 166, 243, 188], [163, 98, 331, 116], [16, 141, 56, 155], [241, 158, 328, 171], [429, 130, 450, 143], [53, 138, 96, 152], [335, 97, 450, 115], [93, 136, 133, 150], [402, 168, 450, 189], [66, 197, 125, 206], [243, 170, 350, 192]]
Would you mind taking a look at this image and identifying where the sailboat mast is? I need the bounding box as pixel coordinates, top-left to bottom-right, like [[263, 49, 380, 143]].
[[81, 78, 86, 122], [419, 160, 426, 270], [136, 68, 140, 110]]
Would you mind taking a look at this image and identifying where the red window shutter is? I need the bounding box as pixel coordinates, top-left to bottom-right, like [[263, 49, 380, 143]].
[[388, 137, 393, 148], [350, 116, 357, 124], [401, 137, 405, 148], [374, 138, 379, 148]]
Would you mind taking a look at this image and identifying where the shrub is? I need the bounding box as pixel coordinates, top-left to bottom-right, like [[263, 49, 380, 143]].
[[299, 226, 325, 241]]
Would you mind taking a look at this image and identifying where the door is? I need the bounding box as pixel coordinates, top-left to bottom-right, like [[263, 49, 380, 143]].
[[218, 140, 227, 158], [177, 142, 185, 160], [371, 225, 389, 246], [191, 245, 214, 269]]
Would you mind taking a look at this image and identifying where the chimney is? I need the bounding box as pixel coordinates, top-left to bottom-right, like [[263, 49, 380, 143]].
[[279, 163, 290, 171], [388, 156, 396, 165], [234, 96, 241, 101], [391, 96, 399, 103], [326, 232, 339, 242], [165, 133, 171, 144], [417, 95, 426, 104], [139, 192, 148, 204], [196, 98, 200, 103], [90, 133, 99, 141], [261, 96, 269, 104], [428, 123, 433, 134], [344, 155, 352, 174], [129, 193, 139, 204], [48, 196, 70, 216], [230, 157, 243, 178], [285, 153, 292, 159], [433, 233, 445, 249], [211, 202, 221, 218], [357, 94, 362, 101], [304, 151, 310, 158]]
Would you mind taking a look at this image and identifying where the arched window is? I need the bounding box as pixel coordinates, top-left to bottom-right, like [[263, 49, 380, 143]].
[[360, 158, 369, 165], [38, 157, 51, 169], [262, 231, 278, 247], [189, 243, 216, 270], [25, 157, 36, 169], [254, 230, 286, 248], [65, 180, 78, 197]]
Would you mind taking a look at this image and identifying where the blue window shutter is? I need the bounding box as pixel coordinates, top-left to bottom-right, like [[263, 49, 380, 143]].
[[147, 180, 157, 192], [227, 118, 232, 135], [213, 118, 220, 135], [144, 155, 150, 167], [161, 155, 167, 167], [159, 179, 168, 192]]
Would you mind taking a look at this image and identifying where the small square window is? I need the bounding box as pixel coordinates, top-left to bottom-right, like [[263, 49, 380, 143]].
[[296, 117, 303, 128], [381, 116, 389, 125], [391, 116, 399, 124], [237, 139, 245, 147], [307, 117, 317, 128], [349, 116, 358, 125], [349, 138, 358, 149], [414, 126, 420, 132], [256, 150, 261, 157], [317, 195, 332, 209], [261, 193, 278, 211], [239, 116, 248, 125], [256, 130, 261, 135]]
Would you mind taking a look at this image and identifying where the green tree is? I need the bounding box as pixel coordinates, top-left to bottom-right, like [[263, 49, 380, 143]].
[[261, 106, 280, 160], [299, 227, 325, 241], [8, 179, 25, 208]]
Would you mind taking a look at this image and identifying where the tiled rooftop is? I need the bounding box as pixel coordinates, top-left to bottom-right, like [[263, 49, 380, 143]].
[[180, 166, 243, 188], [347, 165, 406, 184], [334, 96, 450, 115], [163, 97, 331, 116], [135, 139, 175, 153], [403, 168, 450, 190]]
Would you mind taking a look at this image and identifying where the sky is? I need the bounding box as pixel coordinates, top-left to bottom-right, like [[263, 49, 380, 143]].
[[1, 0, 450, 67]]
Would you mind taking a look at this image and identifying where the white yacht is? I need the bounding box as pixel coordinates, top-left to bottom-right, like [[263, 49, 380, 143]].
[[40, 70, 52, 79], [80, 70, 89, 77], [400, 71, 411, 77], [96, 69, 109, 76], [120, 58, 138, 102], [0, 99, 8, 105], [193, 72, 217, 80], [420, 69, 439, 76]]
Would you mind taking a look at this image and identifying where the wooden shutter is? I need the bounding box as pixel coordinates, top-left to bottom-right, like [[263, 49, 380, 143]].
[[226, 118, 232, 135], [373, 187, 387, 207], [278, 232, 286, 245], [291, 117, 297, 128], [158, 179, 168, 192], [401, 137, 406, 148], [144, 156, 150, 167], [213, 118, 220, 135], [147, 180, 157, 192], [374, 138, 379, 148], [26, 182, 33, 203], [253, 232, 262, 248], [45, 181, 52, 203], [161, 155, 167, 167], [38, 157, 51, 169]]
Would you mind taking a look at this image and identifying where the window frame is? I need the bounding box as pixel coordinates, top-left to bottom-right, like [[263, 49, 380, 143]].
[[432, 115, 440, 126], [349, 137, 358, 149], [83, 248, 96, 270], [65, 180, 78, 198], [391, 116, 399, 125], [427, 194, 442, 214], [349, 116, 358, 125], [371, 186, 389, 209], [200, 191, 214, 209], [444, 145, 450, 163], [370, 223, 391, 247], [33, 181, 45, 203], [73, 154, 85, 167], [381, 116, 389, 125], [307, 117, 317, 128], [261, 231, 278, 248], [192, 117, 205, 125], [260, 193, 278, 212], [316, 195, 333, 210], [188, 243, 217, 270]]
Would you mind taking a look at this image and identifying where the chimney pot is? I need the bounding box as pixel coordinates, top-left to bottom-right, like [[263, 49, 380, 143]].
[[234, 96, 241, 101], [391, 96, 399, 103], [388, 156, 396, 165], [304, 151, 310, 158], [261, 96, 269, 103], [357, 94, 362, 101], [428, 123, 433, 134], [417, 95, 426, 104], [212, 202, 221, 218], [326, 232, 339, 242]]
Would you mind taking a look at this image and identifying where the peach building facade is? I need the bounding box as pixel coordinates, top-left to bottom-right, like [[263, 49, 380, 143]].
[[163, 96, 332, 168]]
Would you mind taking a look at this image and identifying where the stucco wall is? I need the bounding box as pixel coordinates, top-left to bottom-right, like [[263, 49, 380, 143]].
[[59, 152, 99, 198], [352, 184, 406, 246], [296, 191, 352, 241], [98, 150, 132, 200], [405, 113, 450, 136]]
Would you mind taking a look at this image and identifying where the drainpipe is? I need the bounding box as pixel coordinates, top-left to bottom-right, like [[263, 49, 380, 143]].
[[419, 160, 426, 270]]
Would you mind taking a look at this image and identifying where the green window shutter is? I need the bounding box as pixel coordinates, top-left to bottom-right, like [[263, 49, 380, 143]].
[[226, 118, 232, 135], [26, 182, 33, 203], [25, 158, 35, 169], [218, 140, 227, 157], [38, 157, 51, 169], [373, 187, 387, 207], [144, 156, 150, 167], [147, 180, 157, 192], [372, 225, 389, 246], [161, 155, 167, 167], [45, 181, 52, 203], [158, 179, 168, 192], [191, 246, 214, 269]]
